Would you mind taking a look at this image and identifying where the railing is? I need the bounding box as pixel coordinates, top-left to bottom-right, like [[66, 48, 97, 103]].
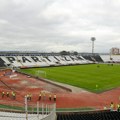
[[0, 102, 56, 120], [40, 104, 56, 120]]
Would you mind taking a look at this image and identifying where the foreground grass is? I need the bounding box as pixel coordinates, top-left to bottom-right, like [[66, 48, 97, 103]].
[[0, 104, 95, 112], [0, 104, 45, 112], [19, 64, 120, 93], [56, 107, 95, 112], [0, 104, 24, 111]]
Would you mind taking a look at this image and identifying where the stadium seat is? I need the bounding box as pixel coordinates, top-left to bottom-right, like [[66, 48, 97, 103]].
[[57, 111, 120, 120]]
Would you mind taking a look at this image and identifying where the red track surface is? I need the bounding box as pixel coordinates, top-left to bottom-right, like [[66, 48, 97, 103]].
[[0, 70, 119, 110]]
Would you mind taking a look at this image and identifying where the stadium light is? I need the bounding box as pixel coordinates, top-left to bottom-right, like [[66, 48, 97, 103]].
[[91, 37, 96, 54]]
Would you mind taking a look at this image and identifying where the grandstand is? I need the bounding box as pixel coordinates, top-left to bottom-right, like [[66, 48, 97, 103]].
[[0, 51, 120, 120], [57, 110, 120, 120], [100, 54, 120, 63], [0, 51, 105, 68], [1, 52, 120, 69], [0, 58, 6, 68]]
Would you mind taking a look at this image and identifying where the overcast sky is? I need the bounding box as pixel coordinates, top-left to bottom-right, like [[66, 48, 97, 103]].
[[0, 0, 120, 53]]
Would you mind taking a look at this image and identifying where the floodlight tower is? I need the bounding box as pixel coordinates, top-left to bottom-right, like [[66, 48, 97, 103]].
[[91, 37, 96, 54]]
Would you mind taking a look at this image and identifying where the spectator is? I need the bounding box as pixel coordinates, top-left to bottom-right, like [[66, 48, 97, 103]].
[[110, 102, 114, 111], [12, 92, 16, 100], [103, 106, 107, 110], [38, 93, 41, 101], [29, 93, 32, 101], [26, 94, 29, 101], [2, 91, 5, 98], [6, 92, 9, 97], [117, 104, 120, 112], [54, 94, 56, 101]]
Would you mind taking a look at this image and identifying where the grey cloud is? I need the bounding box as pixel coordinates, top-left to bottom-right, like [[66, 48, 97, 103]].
[[0, 0, 120, 53]]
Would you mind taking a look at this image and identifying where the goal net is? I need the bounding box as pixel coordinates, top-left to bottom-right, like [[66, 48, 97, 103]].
[[36, 70, 46, 78]]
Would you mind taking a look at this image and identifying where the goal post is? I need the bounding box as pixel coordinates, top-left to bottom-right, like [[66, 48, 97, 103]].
[[36, 70, 46, 78]]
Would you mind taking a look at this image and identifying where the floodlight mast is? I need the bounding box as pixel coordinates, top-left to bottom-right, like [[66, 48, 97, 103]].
[[91, 37, 96, 54]]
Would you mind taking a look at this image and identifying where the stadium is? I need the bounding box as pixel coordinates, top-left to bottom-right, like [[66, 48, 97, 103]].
[[0, 51, 120, 120], [1, 0, 120, 120]]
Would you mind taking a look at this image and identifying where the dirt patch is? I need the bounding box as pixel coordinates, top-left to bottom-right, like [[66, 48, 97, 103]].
[[20, 80, 28, 84], [0, 70, 120, 110], [44, 79, 87, 93]]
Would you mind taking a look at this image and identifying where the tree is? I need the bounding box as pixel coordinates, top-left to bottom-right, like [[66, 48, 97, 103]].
[[60, 51, 70, 55]]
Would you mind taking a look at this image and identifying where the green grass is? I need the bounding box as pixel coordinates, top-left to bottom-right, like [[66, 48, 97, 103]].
[[19, 64, 120, 93], [0, 104, 24, 111], [56, 107, 95, 112], [0, 104, 95, 112], [0, 104, 46, 112]]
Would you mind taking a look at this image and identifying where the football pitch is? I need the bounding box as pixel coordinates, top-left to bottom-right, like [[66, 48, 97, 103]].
[[19, 64, 120, 93]]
